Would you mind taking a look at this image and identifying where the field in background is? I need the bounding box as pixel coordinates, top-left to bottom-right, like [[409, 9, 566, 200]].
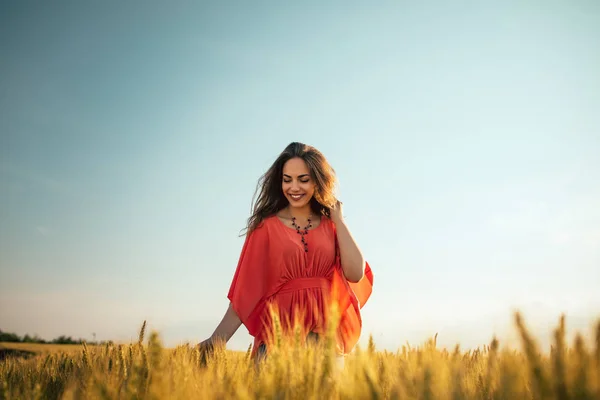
[[0, 342, 96, 365], [1, 312, 599, 399], [0, 341, 244, 358], [0, 342, 92, 355]]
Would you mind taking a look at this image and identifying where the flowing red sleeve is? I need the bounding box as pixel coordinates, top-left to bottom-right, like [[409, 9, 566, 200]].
[[227, 224, 271, 337], [348, 262, 374, 308]]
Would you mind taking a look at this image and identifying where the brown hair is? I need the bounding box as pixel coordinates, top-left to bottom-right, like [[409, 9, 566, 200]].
[[243, 142, 338, 235]]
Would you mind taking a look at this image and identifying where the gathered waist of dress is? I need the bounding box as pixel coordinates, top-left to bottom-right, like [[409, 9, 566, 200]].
[[278, 276, 332, 295]]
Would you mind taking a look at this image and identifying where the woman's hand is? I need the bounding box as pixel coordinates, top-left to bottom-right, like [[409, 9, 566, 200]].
[[330, 200, 344, 224], [198, 338, 215, 353], [197, 337, 218, 366]]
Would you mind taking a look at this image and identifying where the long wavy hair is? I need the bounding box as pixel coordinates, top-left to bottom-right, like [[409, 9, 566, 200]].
[[243, 142, 338, 236]]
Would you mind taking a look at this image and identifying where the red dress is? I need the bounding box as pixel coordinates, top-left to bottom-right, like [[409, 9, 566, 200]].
[[227, 214, 374, 356]]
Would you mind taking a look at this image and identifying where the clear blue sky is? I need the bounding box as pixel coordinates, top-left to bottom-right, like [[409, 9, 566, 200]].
[[1, 1, 599, 351]]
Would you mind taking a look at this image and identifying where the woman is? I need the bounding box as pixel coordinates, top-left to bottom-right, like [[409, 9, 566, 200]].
[[199, 142, 373, 360]]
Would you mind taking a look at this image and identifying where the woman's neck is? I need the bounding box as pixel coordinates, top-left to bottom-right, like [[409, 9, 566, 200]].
[[287, 205, 312, 220]]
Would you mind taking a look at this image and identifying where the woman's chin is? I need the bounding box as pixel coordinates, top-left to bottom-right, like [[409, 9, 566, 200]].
[[287, 199, 311, 209]]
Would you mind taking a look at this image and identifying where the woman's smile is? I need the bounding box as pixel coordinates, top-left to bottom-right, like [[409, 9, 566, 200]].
[[288, 193, 305, 201]]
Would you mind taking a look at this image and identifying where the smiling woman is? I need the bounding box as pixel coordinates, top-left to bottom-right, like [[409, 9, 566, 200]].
[[198, 142, 374, 361]]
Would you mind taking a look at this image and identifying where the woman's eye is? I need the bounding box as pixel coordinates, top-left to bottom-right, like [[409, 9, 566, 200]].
[[283, 179, 309, 183]]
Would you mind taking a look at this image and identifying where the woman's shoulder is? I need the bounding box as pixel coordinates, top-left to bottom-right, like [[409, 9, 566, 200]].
[[260, 214, 280, 228], [246, 214, 278, 237]]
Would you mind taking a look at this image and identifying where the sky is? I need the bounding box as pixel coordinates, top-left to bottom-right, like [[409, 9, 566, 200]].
[[1, 1, 599, 352]]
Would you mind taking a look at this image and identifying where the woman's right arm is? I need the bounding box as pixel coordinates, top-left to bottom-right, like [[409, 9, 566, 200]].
[[201, 224, 267, 349], [207, 302, 242, 343]]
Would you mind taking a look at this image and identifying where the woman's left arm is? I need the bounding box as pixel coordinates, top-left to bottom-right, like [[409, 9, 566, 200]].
[[331, 201, 365, 283]]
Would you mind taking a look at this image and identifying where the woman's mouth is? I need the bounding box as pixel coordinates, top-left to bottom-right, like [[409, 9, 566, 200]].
[[289, 193, 305, 201]]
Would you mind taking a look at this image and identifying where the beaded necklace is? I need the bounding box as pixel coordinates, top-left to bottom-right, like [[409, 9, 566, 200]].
[[291, 214, 312, 253]]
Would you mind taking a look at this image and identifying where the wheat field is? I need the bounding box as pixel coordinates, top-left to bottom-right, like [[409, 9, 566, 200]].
[[0, 342, 91, 356], [1, 312, 599, 400]]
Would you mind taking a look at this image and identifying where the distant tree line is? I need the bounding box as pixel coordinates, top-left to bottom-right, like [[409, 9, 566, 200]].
[[0, 329, 109, 345]]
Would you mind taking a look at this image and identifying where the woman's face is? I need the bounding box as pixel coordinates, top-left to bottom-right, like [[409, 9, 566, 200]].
[[282, 157, 316, 210]]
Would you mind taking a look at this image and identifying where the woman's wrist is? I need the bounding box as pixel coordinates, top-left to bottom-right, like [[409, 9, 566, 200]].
[[331, 214, 345, 225]]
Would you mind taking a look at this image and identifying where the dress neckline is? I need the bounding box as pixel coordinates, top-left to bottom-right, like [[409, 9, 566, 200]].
[[273, 213, 326, 232]]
